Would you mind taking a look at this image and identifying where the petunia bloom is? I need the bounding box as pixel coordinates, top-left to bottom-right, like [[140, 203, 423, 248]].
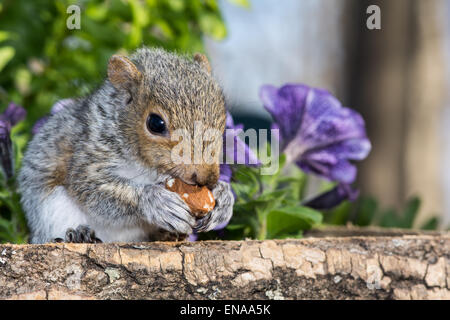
[[0, 102, 26, 126], [0, 120, 13, 180], [50, 98, 74, 115], [221, 113, 262, 198], [0, 102, 26, 180], [188, 233, 198, 242], [220, 112, 260, 182], [31, 116, 50, 135], [260, 84, 371, 185], [302, 183, 359, 210], [219, 163, 232, 183], [223, 112, 260, 167]]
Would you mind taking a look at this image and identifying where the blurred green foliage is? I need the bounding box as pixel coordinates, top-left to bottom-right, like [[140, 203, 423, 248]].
[[0, 0, 228, 128], [323, 195, 443, 231], [0, 0, 232, 243]]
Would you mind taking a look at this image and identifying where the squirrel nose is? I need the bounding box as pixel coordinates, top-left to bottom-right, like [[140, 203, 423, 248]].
[[191, 172, 218, 189], [184, 166, 219, 189]]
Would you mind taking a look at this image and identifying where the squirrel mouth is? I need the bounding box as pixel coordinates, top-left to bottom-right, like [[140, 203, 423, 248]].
[[178, 177, 198, 186], [166, 174, 197, 187]]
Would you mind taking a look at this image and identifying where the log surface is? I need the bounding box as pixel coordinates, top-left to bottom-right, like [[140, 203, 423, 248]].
[[0, 231, 449, 300]]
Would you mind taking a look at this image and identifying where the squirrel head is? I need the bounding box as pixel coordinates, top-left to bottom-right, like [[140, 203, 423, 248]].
[[108, 48, 226, 189]]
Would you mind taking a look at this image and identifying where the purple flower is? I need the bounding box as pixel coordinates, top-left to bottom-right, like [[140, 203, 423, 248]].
[[0, 102, 26, 180], [50, 98, 74, 115], [220, 112, 260, 182], [219, 163, 232, 183], [0, 102, 26, 126], [223, 112, 260, 166], [0, 120, 13, 180], [260, 84, 371, 184], [188, 233, 198, 242], [302, 183, 359, 210], [31, 116, 50, 135]]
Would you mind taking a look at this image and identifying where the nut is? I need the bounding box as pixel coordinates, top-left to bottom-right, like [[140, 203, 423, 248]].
[[165, 178, 215, 218]]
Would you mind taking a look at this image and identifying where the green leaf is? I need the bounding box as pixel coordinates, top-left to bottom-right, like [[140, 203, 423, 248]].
[[153, 19, 175, 40], [355, 197, 377, 226], [259, 188, 288, 200], [228, 0, 251, 8], [230, 165, 260, 200], [199, 13, 227, 39], [233, 197, 277, 215], [233, 165, 259, 185], [0, 31, 10, 42], [324, 200, 352, 225], [380, 208, 399, 228], [274, 230, 303, 239], [261, 152, 286, 188], [0, 46, 15, 72], [266, 206, 322, 239], [167, 0, 185, 11], [420, 217, 439, 230], [0, 218, 12, 230], [402, 197, 420, 228], [271, 168, 307, 202], [86, 3, 109, 21], [225, 223, 246, 231]]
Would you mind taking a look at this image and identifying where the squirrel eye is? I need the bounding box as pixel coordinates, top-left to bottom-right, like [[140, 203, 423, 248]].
[[147, 113, 167, 135]]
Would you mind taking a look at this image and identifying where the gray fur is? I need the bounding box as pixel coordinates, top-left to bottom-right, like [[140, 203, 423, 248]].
[[18, 47, 234, 243]]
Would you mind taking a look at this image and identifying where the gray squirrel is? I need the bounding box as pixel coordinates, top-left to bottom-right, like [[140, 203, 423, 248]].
[[18, 48, 234, 243]]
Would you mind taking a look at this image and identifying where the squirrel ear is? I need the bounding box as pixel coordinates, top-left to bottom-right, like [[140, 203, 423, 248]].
[[194, 53, 212, 74], [107, 55, 142, 91]]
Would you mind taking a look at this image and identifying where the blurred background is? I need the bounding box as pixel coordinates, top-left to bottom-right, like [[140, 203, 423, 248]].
[[0, 0, 449, 241], [206, 0, 450, 229]]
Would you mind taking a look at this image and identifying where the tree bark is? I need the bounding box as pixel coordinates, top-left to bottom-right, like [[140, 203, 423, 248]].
[[0, 230, 449, 300]]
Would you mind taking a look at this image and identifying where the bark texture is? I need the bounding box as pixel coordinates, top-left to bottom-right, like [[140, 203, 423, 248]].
[[0, 232, 449, 300]]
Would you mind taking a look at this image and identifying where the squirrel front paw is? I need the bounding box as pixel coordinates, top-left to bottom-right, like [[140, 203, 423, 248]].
[[53, 225, 102, 243], [144, 185, 196, 235], [194, 181, 234, 233]]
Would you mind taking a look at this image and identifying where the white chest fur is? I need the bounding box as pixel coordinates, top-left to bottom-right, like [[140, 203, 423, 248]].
[[39, 186, 88, 240], [39, 185, 152, 243]]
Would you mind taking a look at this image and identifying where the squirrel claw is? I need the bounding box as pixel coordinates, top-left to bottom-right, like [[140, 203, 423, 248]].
[[193, 217, 209, 233], [64, 225, 103, 243]]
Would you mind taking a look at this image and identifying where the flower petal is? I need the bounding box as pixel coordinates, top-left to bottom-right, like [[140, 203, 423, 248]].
[[226, 112, 234, 128], [300, 91, 367, 150], [303, 183, 359, 210], [219, 164, 232, 183], [310, 137, 372, 161], [329, 159, 357, 184], [51, 98, 74, 114], [32, 116, 50, 135], [188, 233, 198, 242], [223, 112, 260, 166], [299, 154, 357, 184], [0, 102, 26, 126], [0, 120, 13, 180], [223, 129, 260, 166], [260, 84, 309, 146], [261, 83, 371, 183]]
